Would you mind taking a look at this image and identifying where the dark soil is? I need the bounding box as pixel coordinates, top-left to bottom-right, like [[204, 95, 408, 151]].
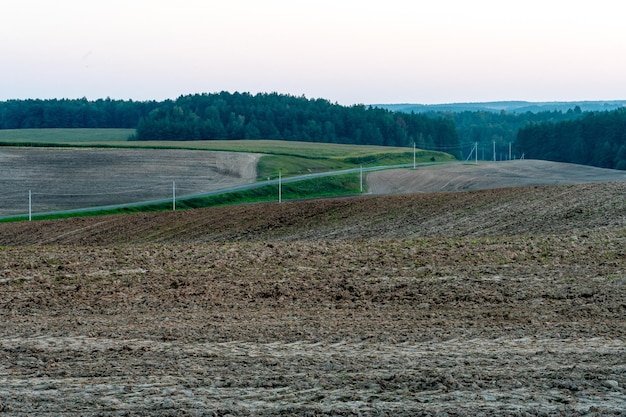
[[0, 148, 259, 216], [2, 180, 626, 245], [1, 181, 625, 415]]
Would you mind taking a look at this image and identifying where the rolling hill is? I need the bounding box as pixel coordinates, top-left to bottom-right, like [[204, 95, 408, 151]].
[[1, 161, 625, 245], [367, 160, 626, 194], [1, 159, 625, 415]]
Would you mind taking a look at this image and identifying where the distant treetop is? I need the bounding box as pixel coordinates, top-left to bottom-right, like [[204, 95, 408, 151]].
[[0, 93, 460, 155], [130, 92, 460, 154]]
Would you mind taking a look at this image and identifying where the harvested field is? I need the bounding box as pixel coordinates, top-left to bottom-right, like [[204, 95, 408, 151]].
[[368, 160, 626, 194], [2, 181, 626, 244], [0, 148, 260, 215], [1, 163, 626, 415]]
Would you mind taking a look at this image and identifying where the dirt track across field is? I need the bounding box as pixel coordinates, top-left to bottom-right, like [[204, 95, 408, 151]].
[[1, 161, 625, 416]]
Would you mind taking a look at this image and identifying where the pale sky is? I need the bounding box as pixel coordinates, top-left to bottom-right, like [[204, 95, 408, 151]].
[[1, 0, 625, 105]]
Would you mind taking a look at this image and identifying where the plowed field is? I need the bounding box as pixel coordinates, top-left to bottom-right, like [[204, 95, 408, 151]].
[[0, 148, 260, 216], [1, 165, 625, 415], [367, 160, 626, 194]]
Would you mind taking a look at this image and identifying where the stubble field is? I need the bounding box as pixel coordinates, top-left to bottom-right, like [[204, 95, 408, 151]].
[[0, 157, 625, 416], [0, 148, 260, 216]]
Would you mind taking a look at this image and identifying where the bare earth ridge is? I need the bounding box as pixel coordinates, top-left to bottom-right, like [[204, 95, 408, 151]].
[[0, 160, 625, 416]]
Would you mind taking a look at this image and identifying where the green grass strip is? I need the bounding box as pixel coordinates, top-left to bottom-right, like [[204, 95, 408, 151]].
[[1, 174, 362, 222]]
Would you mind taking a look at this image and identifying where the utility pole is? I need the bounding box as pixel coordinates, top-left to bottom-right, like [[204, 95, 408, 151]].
[[413, 142, 416, 169], [509, 142, 512, 161], [475, 142, 478, 165], [278, 171, 282, 203], [172, 181, 176, 211], [493, 141, 496, 161], [360, 165, 363, 192], [466, 142, 477, 163], [29, 190, 32, 221]]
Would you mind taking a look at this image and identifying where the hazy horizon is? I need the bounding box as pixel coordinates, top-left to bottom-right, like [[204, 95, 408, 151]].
[[2, 0, 625, 105]]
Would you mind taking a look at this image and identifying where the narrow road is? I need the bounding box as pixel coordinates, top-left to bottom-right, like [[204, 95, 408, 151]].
[[0, 162, 447, 220]]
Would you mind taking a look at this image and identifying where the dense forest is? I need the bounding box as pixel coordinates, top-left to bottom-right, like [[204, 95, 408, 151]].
[[131, 92, 460, 153], [0, 98, 159, 129], [0, 93, 460, 155], [406, 108, 586, 159], [516, 108, 626, 169], [2, 94, 625, 169]]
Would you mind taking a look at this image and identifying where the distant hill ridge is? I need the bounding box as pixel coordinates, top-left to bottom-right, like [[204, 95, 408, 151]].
[[375, 100, 626, 114]]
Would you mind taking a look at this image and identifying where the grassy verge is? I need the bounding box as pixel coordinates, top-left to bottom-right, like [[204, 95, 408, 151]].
[[256, 150, 455, 179], [177, 173, 361, 209], [257, 155, 353, 179], [0, 129, 456, 220], [1, 174, 362, 222]]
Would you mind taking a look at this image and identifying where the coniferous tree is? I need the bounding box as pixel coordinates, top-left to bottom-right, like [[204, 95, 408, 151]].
[[516, 108, 626, 169]]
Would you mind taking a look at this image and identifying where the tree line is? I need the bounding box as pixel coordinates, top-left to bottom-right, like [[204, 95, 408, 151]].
[[131, 92, 460, 153], [416, 107, 587, 160], [4, 94, 625, 169], [516, 108, 626, 169], [0, 98, 159, 129], [0, 93, 460, 155]]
